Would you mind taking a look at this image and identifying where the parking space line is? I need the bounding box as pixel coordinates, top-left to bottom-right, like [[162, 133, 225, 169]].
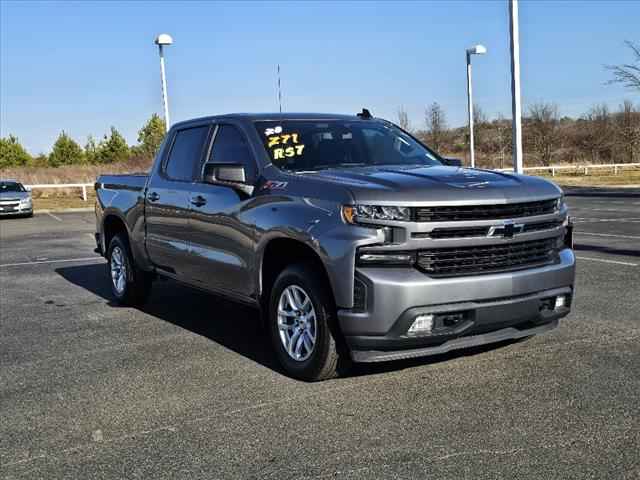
[[575, 231, 640, 240], [47, 212, 63, 222], [0, 257, 102, 268], [571, 207, 637, 213], [576, 256, 638, 267], [573, 217, 640, 223]]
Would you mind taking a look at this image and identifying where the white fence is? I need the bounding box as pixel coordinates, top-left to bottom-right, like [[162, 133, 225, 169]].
[[22, 163, 640, 201], [26, 183, 94, 201], [496, 162, 640, 176]]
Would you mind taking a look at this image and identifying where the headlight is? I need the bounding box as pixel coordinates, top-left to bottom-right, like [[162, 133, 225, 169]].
[[342, 204, 411, 224], [556, 195, 565, 212], [20, 198, 32, 206]]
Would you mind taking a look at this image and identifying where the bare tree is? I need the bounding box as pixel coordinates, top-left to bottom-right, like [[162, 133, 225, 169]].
[[397, 106, 411, 132], [424, 102, 448, 152], [606, 41, 640, 91], [525, 102, 560, 165], [614, 100, 640, 163], [490, 114, 512, 169], [472, 104, 489, 158], [578, 104, 615, 163], [473, 104, 488, 126]]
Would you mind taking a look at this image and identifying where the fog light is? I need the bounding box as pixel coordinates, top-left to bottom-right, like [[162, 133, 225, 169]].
[[555, 295, 567, 309], [408, 314, 434, 334]]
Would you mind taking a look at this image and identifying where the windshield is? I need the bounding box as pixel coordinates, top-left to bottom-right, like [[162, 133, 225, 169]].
[[0, 182, 25, 193], [255, 120, 442, 172]]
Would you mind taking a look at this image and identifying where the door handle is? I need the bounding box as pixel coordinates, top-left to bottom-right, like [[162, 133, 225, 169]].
[[148, 192, 160, 202], [191, 195, 207, 207]]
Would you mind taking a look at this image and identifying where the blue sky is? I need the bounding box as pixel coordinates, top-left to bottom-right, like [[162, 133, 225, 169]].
[[1, 0, 638, 154]]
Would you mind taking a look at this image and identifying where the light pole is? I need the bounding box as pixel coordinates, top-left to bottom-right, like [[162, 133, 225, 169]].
[[154, 33, 173, 133], [509, 0, 524, 174], [466, 44, 486, 169]]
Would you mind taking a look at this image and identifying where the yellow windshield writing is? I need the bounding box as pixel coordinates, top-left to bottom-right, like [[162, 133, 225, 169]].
[[267, 132, 305, 161], [273, 145, 305, 160]]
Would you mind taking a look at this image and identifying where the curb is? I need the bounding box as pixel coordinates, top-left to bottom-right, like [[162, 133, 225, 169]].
[[35, 208, 94, 214]]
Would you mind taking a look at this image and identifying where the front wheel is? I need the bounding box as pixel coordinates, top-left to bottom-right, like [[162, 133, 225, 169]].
[[107, 234, 152, 306], [269, 263, 342, 381]]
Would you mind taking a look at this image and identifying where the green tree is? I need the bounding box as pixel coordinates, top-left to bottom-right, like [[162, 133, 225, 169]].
[[30, 153, 49, 167], [97, 127, 130, 164], [84, 135, 100, 164], [49, 131, 84, 167], [136, 113, 166, 159], [0, 135, 32, 168]]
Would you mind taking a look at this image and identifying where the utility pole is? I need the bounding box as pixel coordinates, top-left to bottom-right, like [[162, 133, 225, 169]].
[[467, 53, 475, 168], [466, 45, 486, 168], [509, 0, 524, 173], [154, 34, 173, 133]]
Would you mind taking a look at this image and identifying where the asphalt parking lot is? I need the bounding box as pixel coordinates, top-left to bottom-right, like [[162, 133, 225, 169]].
[[1, 187, 639, 479]]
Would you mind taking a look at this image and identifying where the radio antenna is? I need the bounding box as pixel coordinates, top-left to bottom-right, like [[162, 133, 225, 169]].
[[277, 64, 283, 113]]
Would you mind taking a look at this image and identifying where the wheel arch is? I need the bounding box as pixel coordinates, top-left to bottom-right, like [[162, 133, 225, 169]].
[[102, 212, 129, 253], [258, 236, 335, 312]]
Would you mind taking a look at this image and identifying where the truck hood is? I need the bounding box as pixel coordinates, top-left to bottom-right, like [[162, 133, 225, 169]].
[[303, 165, 562, 205]]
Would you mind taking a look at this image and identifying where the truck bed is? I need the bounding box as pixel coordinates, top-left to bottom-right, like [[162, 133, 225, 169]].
[[97, 173, 148, 192]]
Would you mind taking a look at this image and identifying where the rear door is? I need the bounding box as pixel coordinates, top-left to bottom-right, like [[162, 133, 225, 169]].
[[186, 123, 259, 297], [145, 124, 211, 278]]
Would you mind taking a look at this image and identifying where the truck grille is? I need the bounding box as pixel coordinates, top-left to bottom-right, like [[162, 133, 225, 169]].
[[414, 199, 557, 222], [418, 220, 563, 239], [416, 238, 558, 277]]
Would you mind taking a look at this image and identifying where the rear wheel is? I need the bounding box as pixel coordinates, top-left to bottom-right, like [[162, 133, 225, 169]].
[[107, 234, 152, 306], [269, 263, 341, 381]]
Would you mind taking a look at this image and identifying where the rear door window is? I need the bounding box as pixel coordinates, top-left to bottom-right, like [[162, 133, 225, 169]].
[[164, 126, 210, 181]]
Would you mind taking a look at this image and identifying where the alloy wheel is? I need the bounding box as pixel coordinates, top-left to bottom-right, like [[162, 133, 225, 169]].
[[277, 285, 317, 361]]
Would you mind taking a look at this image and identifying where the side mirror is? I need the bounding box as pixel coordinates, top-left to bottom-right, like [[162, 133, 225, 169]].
[[441, 157, 463, 167], [204, 163, 254, 195]]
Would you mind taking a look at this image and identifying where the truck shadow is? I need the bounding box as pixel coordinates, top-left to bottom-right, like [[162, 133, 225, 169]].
[[55, 263, 278, 372], [574, 242, 640, 259], [56, 263, 526, 381], [564, 186, 640, 198]]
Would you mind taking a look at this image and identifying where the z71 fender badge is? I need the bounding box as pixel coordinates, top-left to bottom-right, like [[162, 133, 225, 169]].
[[261, 180, 288, 191]]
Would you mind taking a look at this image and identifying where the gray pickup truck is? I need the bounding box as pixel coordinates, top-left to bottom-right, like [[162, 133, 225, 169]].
[[95, 112, 575, 381]]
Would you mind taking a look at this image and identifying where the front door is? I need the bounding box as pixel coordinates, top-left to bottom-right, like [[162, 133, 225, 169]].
[[145, 124, 211, 278], [186, 124, 259, 298]]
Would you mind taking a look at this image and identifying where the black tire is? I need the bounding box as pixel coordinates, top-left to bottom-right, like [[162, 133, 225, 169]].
[[269, 263, 342, 381], [107, 234, 152, 306]]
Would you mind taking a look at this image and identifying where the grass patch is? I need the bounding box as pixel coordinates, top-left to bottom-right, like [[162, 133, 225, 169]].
[[34, 194, 95, 211], [535, 168, 640, 187]]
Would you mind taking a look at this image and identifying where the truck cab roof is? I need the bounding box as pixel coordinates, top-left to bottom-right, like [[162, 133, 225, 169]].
[[170, 112, 372, 130]]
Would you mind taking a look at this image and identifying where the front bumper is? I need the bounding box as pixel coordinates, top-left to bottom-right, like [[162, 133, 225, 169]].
[[0, 205, 32, 216], [338, 248, 575, 362]]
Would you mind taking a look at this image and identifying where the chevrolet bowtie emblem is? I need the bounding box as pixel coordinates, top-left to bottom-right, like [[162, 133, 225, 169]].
[[487, 220, 524, 239]]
